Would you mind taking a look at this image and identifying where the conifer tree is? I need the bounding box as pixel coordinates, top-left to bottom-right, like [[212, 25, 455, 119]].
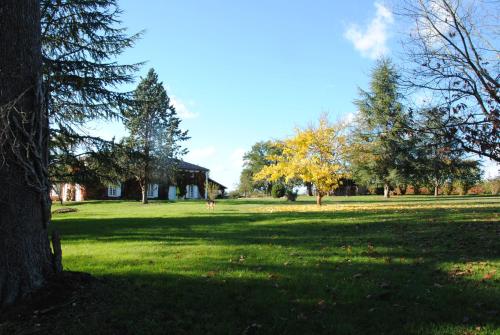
[[41, 0, 142, 184], [121, 69, 189, 204], [350, 58, 410, 198]]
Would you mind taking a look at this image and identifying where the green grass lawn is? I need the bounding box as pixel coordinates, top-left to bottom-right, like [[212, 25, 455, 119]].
[[6, 196, 500, 334]]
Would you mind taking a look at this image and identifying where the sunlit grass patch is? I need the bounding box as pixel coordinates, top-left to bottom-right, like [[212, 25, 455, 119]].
[[256, 199, 500, 214]]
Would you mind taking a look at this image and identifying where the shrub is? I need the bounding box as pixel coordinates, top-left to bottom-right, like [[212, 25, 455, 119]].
[[285, 189, 298, 201], [206, 182, 220, 201], [271, 183, 286, 198], [228, 190, 241, 199], [483, 178, 500, 195], [442, 182, 454, 195]]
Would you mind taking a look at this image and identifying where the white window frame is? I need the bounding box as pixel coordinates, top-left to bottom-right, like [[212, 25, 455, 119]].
[[147, 183, 159, 198], [186, 184, 199, 199], [107, 184, 121, 197]]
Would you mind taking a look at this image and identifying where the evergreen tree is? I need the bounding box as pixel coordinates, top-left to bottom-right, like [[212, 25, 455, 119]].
[[418, 107, 461, 196], [453, 160, 482, 195], [350, 58, 410, 198], [121, 69, 189, 204], [41, 0, 142, 184], [412, 106, 480, 196]]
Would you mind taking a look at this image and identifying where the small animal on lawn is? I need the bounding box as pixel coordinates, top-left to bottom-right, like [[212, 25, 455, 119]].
[[206, 199, 215, 210]]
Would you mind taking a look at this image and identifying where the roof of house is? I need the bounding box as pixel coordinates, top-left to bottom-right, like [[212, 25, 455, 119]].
[[177, 160, 209, 172], [208, 178, 227, 189]]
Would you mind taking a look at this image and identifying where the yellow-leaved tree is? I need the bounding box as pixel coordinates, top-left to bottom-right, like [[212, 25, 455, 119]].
[[254, 116, 349, 205]]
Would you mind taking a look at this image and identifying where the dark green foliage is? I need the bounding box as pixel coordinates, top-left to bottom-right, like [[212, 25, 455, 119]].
[[42, 0, 142, 123], [238, 168, 254, 196], [350, 58, 411, 197], [271, 183, 286, 198], [239, 141, 282, 195], [42, 0, 142, 184], [453, 160, 482, 195], [285, 189, 298, 201], [120, 68, 189, 203], [410, 106, 481, 195]]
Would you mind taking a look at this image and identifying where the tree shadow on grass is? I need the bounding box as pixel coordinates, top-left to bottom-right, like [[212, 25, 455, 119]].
[[39, 204, 500, 334], [53, 206, 499, 260], [3, 260, 498, 334]]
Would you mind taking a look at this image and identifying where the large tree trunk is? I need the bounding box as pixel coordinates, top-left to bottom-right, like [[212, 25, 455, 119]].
[[383, 184, 390, 198], [0, 0, 57, 307], [434, 185, 439, 197]]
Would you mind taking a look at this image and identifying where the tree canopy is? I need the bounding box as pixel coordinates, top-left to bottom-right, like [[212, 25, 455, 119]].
[[120, 68, 189, 204], [255, 116, 349, 205], [42, 0, 142, 184], [239, 140, 282, 195], [400, 0, 499, 161], [350, 58, 410, 197]]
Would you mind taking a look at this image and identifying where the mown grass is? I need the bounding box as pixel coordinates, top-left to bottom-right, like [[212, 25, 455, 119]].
[[8, 196, 500, 334]]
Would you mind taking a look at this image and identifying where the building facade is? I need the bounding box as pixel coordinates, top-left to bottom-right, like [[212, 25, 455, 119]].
[[51, 161, 226, 202]]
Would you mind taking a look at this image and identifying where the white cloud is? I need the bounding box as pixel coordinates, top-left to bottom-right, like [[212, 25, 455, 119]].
[[185, 146, 216, 162], [344, 2, 394, 59], [342, 112, 357, 126], [171, 96, 199, 119], [415, 1, 453, 48]]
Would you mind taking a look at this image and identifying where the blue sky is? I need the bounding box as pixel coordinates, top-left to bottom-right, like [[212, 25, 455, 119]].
[[90, 0, 497, 189]]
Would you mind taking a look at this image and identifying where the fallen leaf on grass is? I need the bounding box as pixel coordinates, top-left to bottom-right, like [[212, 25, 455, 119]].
[[482, 271, 495, 280]]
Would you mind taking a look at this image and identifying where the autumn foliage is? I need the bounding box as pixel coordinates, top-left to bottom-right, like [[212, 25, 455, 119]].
[[254, 116, 349, 205]]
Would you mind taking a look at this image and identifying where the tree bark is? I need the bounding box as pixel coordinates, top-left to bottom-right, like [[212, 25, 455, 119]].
[[0, 0, 56, 307], [434, 185, 439, 197], [412, 184, 421, 195], [399, 184, 407, 195], [305, 182, 313, 196], [140, 182, 148, 204], [316, 194, 323, 206], [141, 187, 148, 204], [383, 184, 390, 198]]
